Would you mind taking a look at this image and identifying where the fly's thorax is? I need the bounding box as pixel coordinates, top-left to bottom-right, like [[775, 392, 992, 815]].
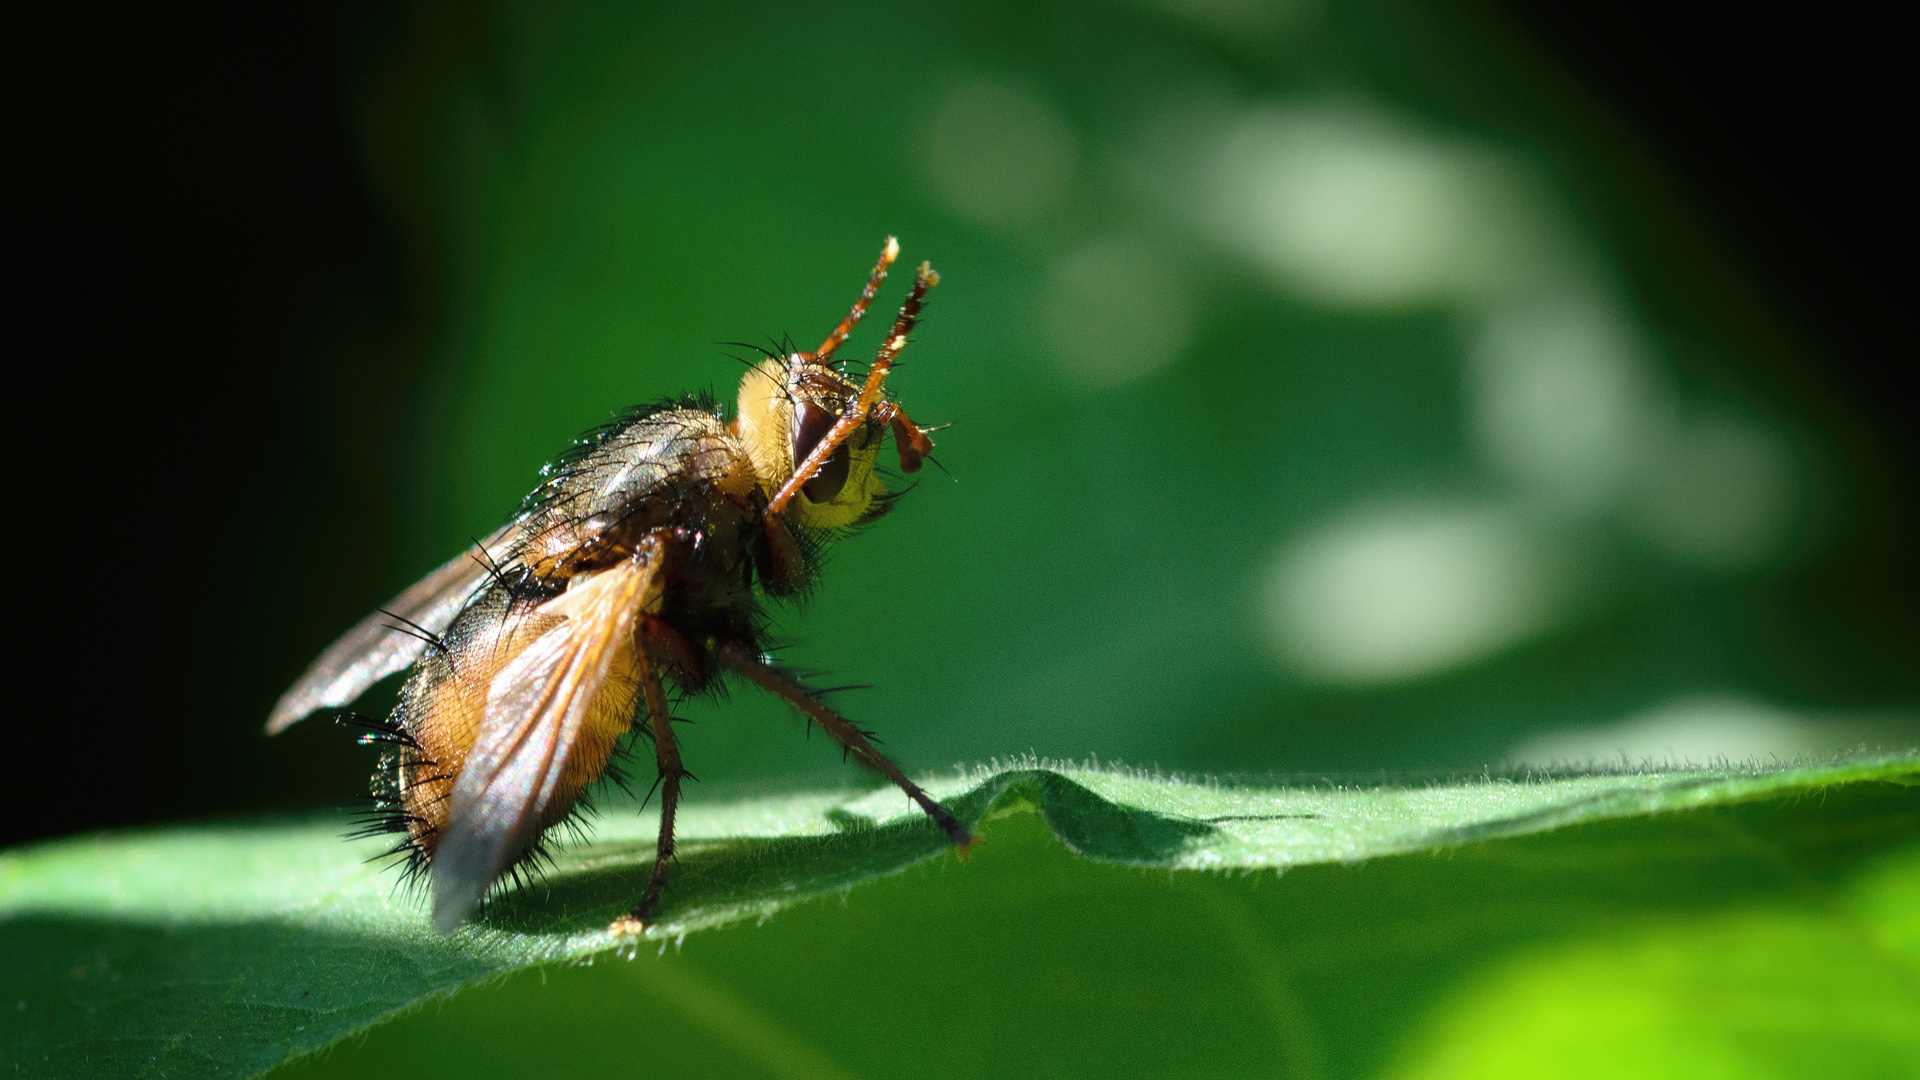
[[520, 409, 757, 579], [734, 356, 891, 530]]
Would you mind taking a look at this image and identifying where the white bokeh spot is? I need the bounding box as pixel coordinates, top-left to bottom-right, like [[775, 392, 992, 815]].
[[920, 78, 1079, 228], [1206, 104, 1558, 308], [1626, 408, 1799, 571], [1508, 695, 1846, 768], [1260, 502, 1567, 685], [1043, 235, 1196, 388], [1468, 292, 1675, 513]]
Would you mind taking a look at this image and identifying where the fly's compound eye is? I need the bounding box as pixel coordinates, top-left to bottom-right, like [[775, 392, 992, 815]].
[[791, 399, 836, 466], [802, 442, 852, 503], [792, 400, 850, 504]]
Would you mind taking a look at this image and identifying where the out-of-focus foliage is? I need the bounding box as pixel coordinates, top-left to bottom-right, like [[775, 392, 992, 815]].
[[344, 0, 1913, 790], [2, 755, 1913, 1078]]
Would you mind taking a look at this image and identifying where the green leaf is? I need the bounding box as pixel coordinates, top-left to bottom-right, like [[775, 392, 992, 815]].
[[4, 754, 1916, 1079]]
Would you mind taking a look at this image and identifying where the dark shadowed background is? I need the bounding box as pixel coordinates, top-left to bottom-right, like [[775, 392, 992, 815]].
[[8, 0, 1914, 850]]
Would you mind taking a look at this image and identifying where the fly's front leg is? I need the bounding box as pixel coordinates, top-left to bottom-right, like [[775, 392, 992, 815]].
[[717, 642, 974, 850], [610, 632, 683, 933]]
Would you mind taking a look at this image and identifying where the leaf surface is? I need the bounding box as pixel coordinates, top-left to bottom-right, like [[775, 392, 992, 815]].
[[3, 754, 1916, 1079]]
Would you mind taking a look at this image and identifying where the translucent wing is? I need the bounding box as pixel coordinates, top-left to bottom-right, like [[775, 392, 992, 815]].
[[429, 543, 662, 933], [264, 522, 521, 735]]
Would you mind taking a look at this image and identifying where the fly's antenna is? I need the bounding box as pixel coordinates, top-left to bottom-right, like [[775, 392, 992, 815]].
[[813, 236, 899, 363], [770, 258, 940, 515], [862, 260, 938, 397]]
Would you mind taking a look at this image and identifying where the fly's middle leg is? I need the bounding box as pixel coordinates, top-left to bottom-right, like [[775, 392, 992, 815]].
[[611, 639, 683, 932]]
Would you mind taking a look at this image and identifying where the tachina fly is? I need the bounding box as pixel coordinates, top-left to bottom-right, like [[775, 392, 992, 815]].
[[267, 238, 972, 933]]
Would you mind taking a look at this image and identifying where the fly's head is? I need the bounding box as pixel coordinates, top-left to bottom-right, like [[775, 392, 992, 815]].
[[734, 239, 939, 531]]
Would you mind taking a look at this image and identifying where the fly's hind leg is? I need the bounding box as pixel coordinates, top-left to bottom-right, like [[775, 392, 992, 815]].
[[611, 633, 683, 933], [717, 642, 974, 851]]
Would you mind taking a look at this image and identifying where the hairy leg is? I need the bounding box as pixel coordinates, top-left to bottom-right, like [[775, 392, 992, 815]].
[[718, 642, 973, 849], [611, 642, 683, 932]]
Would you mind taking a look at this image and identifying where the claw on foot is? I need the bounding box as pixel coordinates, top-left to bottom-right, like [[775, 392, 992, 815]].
[[608, 915, 648, 936]]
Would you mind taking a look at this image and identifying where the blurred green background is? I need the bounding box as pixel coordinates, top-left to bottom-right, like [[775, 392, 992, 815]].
[[11, 0, 1916, 846], [11, 1, 1919, 1076], [324, 0, 1915, 785]]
